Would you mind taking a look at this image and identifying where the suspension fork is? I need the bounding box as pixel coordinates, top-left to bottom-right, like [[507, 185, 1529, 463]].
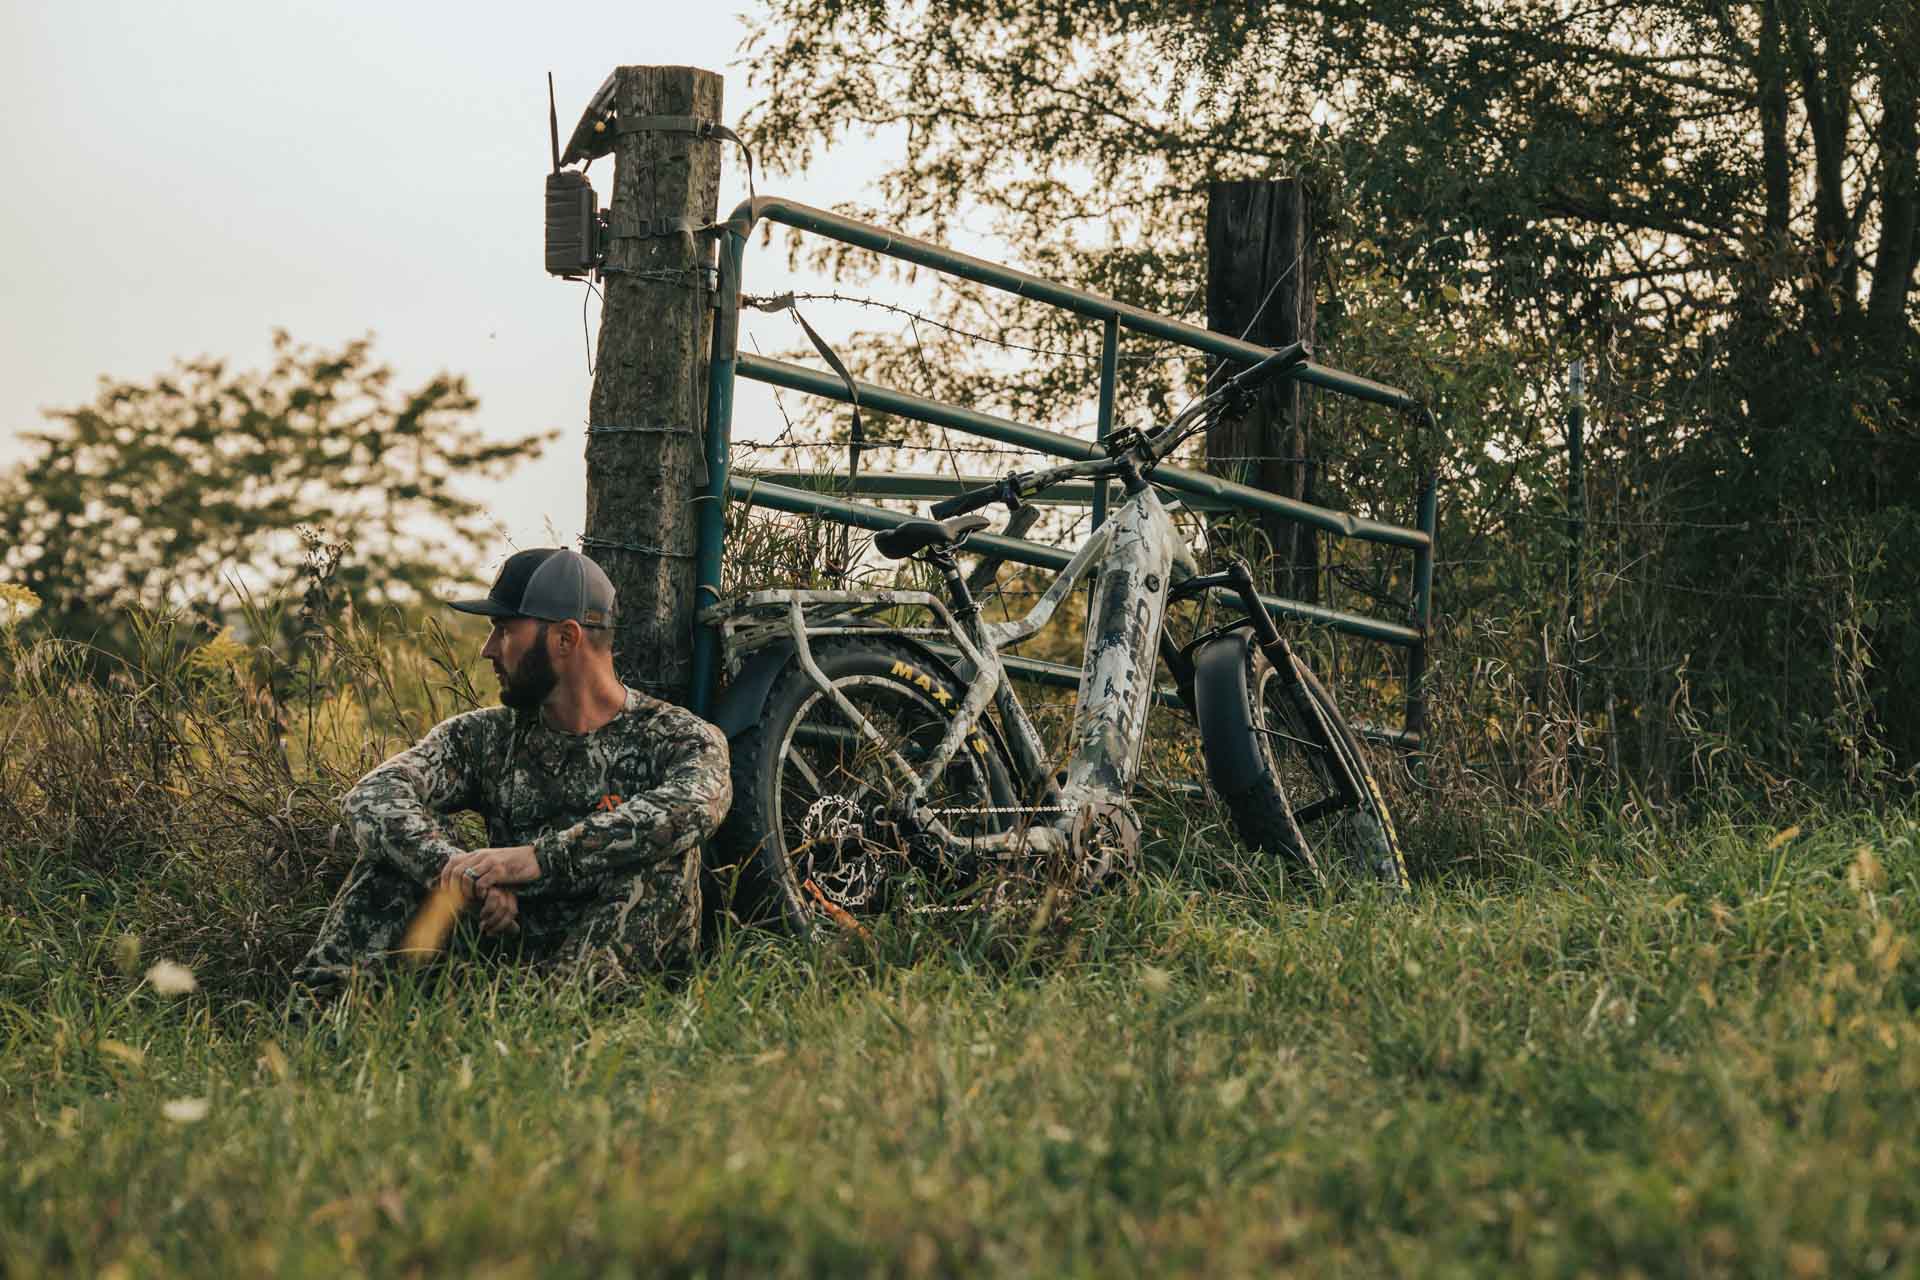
[[1169, 559, 1297, 664], [1174, 560, 1361, 804], [1169, 560, 1287, 655]]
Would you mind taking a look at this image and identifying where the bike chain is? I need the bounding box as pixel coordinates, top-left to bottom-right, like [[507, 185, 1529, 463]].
[[924, 804, 1070, 819]]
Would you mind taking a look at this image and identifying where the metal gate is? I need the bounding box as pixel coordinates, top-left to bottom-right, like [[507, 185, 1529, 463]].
[[690, 196, 1438, 751]]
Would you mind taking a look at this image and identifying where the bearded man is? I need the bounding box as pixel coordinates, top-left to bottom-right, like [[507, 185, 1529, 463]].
[[293, 547, 730, 990]]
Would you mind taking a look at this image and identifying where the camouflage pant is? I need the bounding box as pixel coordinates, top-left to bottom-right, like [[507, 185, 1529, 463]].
[[294, 843, 701, 989]]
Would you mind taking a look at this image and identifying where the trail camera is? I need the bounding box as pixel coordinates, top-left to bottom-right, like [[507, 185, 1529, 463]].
[[543, 73, 613, 279], [545, 168, 603, 278]]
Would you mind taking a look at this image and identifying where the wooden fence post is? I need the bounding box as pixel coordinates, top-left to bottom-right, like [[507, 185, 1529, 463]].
[[1566, 351, 1586, 788], [583, 65, 723, 704], [1205, 179, 1318, 602]]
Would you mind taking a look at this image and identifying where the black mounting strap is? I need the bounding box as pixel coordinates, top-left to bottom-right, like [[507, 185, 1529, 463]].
[[616, 117, 758, 216], [617, 116, 741, 145], [608, 214, 701, 240]]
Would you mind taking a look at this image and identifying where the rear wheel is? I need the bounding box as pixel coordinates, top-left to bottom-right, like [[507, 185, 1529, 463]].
[[1193, 631, 1408, 889], [715, 639, 1018, 931]]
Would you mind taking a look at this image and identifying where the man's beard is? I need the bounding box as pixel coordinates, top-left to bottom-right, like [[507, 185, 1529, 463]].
[[498, 623, 558, 711]]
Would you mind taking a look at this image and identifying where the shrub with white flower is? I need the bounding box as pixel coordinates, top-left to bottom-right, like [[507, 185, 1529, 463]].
[[0, 583, 39, 628], [144, 961, 198, 996]]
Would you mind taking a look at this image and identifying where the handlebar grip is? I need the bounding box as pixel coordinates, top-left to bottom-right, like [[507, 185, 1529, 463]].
[[1227, 341, 1312, 395], [930, 483, 1003, 520]]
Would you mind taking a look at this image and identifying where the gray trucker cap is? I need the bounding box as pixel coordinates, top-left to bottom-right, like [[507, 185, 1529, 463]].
[[448, 548, 617, 628]]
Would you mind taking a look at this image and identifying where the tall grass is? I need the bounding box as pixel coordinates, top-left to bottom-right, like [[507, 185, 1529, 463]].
[[4, 542, 1917, 1275], [0, 585, 489, 1001], [7, 786, 1917, 1274]]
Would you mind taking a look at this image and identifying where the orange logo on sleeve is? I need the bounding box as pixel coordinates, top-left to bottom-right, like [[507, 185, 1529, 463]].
[[596, 794, 622, 812]]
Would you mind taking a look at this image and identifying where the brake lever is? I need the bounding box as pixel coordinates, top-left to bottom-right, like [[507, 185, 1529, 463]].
[[1103, 426, 1150, 459], [998, 471, 1034, 511]]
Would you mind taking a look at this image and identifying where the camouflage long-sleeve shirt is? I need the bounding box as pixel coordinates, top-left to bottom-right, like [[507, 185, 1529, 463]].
[[341, 689, 731, 898]]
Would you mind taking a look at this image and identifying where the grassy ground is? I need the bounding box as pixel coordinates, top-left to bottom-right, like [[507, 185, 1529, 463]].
[[4, 615, 1918, 1276], [7, 798, 1918, 1276]]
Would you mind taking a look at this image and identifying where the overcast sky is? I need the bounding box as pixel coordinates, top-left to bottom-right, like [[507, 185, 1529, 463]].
[[0, 0, 913, 564]]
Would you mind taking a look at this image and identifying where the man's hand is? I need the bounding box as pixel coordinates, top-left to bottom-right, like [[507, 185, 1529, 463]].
[[440, 845, 542, 901], [477, 887, 520, 936]]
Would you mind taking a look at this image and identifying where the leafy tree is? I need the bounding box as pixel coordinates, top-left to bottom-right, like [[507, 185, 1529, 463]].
[[1, 331, 552, 650], [741, 0, 1920, 776]]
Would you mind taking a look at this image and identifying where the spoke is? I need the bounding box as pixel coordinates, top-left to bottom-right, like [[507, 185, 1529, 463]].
[[1255, 724, 1319, 752], [819, 762, 879, 812], [774, 666, 1009, 913]]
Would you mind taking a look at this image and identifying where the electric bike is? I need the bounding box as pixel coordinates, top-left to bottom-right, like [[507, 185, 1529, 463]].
[[705, 342, 1407, 931]]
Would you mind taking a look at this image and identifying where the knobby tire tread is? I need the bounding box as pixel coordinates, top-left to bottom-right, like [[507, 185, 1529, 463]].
[[714, 638, 1017, 933], [1193, 631, 1408, 891]]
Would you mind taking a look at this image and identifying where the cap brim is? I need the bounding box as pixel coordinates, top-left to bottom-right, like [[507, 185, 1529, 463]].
[[447, 598, 520, 618]]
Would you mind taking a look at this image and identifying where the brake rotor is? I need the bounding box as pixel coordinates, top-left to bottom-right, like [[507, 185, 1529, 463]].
[[1067, 798, 1141, 887], [798, 795, 882, 909]]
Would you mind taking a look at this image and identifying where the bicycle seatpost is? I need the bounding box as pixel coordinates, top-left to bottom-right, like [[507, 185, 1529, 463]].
[[927, 546, 979, 620]]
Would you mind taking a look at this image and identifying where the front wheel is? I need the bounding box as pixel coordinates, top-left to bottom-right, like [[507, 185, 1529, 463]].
[[1192, 631, 1408, 890], [714, 639, 1019, 931]]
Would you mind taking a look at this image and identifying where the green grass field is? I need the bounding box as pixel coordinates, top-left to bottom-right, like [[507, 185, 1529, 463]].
[[7, 797, 1917, 1277], [4, 615, 1917, 1276]]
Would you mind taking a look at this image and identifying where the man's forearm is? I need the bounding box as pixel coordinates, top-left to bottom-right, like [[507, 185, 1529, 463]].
[[343, 773, 466, 884], [531, 769, 730, 890]]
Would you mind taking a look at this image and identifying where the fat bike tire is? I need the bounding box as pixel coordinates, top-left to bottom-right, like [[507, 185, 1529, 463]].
[[1192, 631, 1409, 891], [715, 638, 1019, 933]]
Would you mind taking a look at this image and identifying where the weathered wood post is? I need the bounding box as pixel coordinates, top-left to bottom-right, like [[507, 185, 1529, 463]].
[[582, 66, 723, 703], [1205, 179, 1318, 602], [1566, 350, 1586, 787]]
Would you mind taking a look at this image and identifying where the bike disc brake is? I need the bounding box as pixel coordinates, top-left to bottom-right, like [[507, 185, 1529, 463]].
[[1067, 799, 1141, 887], [798, 795, 885, 909]]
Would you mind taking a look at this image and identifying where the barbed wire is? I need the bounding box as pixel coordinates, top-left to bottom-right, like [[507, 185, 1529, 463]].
[[732, 437, 1419, 473], [734, 438, 1039, 458], [743, 290, 1206, 365], [1501, 509, 1853, 531]]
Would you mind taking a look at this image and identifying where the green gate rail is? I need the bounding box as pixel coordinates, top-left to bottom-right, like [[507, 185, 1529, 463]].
[[693, 196, 1439, 749]]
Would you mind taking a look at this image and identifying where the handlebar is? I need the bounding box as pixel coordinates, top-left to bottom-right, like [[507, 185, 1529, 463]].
[[929, 340, 1311, 520], [930, 472, 1031, 520], [1218, 340, 1311, 401]]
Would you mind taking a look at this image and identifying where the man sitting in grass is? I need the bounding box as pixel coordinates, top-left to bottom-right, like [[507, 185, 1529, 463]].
[[293, 548, 730, 993]]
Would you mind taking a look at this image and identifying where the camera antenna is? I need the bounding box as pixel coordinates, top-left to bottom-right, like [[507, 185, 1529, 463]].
[[547, 72, 562, 173]]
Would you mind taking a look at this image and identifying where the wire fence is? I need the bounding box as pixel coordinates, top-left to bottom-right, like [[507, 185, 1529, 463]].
[[711, 276, 1906, 813]]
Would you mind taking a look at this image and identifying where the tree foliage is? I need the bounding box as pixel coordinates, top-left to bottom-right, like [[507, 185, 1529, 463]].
[[747, 0, 1915, 347], [1, 331, 551, 648], [742, 0, 1920, 777]]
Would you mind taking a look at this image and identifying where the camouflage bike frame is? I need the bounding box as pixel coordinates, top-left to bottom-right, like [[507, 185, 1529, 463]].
[[709, 344, 1329, 876]]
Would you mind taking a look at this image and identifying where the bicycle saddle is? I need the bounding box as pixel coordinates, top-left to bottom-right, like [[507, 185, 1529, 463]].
[[873, 514, 992, 561]]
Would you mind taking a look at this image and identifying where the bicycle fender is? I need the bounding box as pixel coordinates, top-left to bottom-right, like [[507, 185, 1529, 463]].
[[709, 641, 801, 740], [708, 634, 985, 742], [880, 639, 1026, 777], [1190, 631, 1266, 799]]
